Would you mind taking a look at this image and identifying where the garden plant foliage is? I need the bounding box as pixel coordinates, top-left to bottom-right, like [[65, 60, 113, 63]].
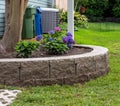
[[15, 40, 40, 58]]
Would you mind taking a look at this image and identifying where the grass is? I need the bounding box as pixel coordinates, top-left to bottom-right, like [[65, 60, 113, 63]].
[[89, 22, 120, 31], [6, 22, 120, 106]]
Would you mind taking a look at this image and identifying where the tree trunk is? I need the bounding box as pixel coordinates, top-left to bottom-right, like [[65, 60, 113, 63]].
[[0, 0, 28, 53]]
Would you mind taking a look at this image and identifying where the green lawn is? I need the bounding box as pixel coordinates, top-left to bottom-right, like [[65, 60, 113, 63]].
[[9, 23, 120, 106]]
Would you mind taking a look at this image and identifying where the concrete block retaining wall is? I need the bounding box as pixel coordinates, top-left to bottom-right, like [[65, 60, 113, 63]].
[[0, 45, 109, 86]]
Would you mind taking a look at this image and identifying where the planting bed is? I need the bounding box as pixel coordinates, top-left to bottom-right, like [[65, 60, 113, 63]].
[[0, 45, 109, 86]]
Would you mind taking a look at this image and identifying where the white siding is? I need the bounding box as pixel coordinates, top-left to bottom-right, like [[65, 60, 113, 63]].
[[0, 0, 54, 36]]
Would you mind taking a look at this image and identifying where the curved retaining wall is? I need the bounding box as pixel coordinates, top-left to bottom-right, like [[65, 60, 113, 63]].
[[0, 45, 109, 86]]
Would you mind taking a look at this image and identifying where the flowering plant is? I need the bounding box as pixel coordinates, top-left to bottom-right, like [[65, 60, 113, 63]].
[[62, 32, 75, 48], [44, 27, 69, 55], [36, 34, 42, 41], [47, 27, 62, 41]]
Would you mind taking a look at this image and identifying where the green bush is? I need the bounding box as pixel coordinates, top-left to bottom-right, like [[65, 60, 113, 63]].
[[15, 40, 40, 58], [74, 12, 88, 28], [43, 27, 69, 55], [44, 40, 69, 55], [60, 11, 88, 28], [59, 11, 68, 23], [45, 29, 62, 41]]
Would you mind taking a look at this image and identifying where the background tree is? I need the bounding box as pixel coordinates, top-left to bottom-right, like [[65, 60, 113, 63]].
[[0, 0, 28, 53], [75, 0, 120, 21], [84, 0, 108, 21], [74, 0, 88, 12], [108, 0, 120, 17]]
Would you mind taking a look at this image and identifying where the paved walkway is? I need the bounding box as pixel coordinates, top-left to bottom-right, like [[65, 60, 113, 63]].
[[0, 89, 21, 106]]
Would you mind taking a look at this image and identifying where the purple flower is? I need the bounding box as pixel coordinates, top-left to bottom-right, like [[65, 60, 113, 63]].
[[67, 36, 75, 44], [54, 27, 61, 32], [62, 36, 68, 43], [63, 36, 75, 44], [36, 35, 42, 41], [66, 32, 73, 37], [48, 30, 55, 34], [62, 35, 75, 48]]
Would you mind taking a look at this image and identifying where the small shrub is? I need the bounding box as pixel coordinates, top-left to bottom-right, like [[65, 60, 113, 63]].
[[58, 22, 67, 31], [59, 11, 68, 23], [60, 11, 88, 28], [44, 40, 69, 55], [15, 40, 40, 58], [74, 12, 88, 28], [48, 27, 61, 40], [43, 27, 69, 55], [43, 27, 63, 43]]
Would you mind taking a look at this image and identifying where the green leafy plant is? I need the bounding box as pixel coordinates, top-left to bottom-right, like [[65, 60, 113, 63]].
[[59, 11, 68, 23], [44, 40, 69, 55], [15, 40, 40, 58], [43, 27, 69, 55], [60, 11, 88, 28], [74, 12, 88, 28]]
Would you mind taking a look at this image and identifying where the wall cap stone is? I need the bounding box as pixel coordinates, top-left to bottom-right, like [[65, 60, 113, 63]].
[[0, 45, 108, 62]]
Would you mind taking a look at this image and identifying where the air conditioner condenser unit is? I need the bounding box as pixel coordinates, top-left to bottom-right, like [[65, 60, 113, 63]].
[[41, 8, 59, 33]]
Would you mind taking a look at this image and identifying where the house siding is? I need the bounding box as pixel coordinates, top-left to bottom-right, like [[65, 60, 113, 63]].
[[55, 0, 67, 11], [0, 0, 54, 36], [0, 0, 5, 36], [28, 0, 48, 8]]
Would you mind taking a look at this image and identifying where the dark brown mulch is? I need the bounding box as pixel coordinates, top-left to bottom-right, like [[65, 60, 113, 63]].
[[0, 46, 92, 58]]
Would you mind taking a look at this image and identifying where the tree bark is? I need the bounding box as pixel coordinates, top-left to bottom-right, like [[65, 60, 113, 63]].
[[0, 0, 28, 53]]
